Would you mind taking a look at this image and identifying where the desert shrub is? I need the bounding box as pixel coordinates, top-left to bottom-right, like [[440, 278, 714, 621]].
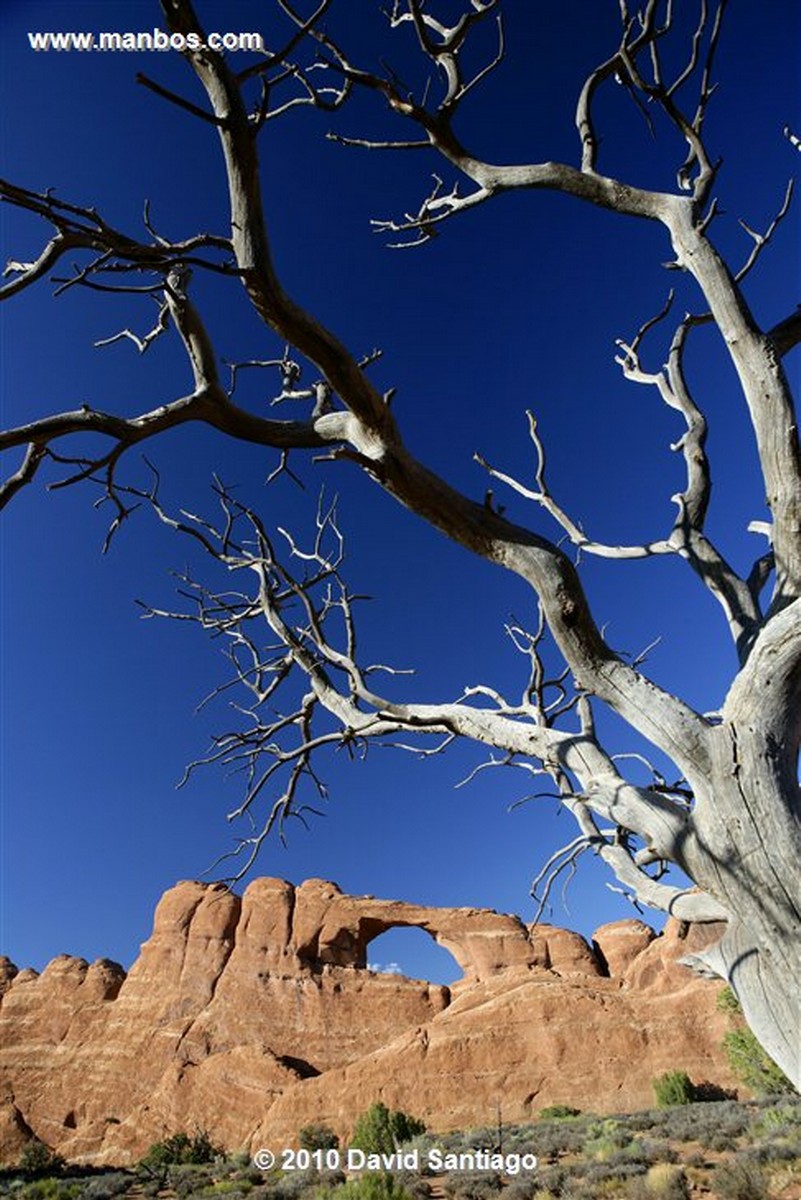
[[501, 1180, 539, 1200], [528, 1167, 565, 1196], [349, 1105, 426, 1156], [705, 1134, 738, 1153], [461, 1129, 499, 1152], [582, 1118, 632, 1161], [563, 1160, 645, 1197], [426, 1130, 470, 1154], [140, 1130, 223, 1168], [767, 1141, 801, 1163], [441, 1171, 503, 1200], [77, 1173, 134, 1200], [652, 1072, 695, 1108], [576, 1159, 645, 1182], [628, 1112, 660, 1133], [18, 1145, 66, 1177], [712, 1158, 767, 1200], [493, 1127, 544, 1156], [298, 1125, 339, 1152], [690, 1100, 750, 1140], [383, 1108, 427, 1148], [582, 1135, 622, 1162], [625, 1163, 689, 1200], [238, 1170, 267, 1187], [538, 1106, 581, 1121], [331, 1174, 414, 1200], [170, 1166, 216, 1198], [396, 1134, 437, 1169], [769, 1161, 801, 1195], [749, 1102, 801, 1141], [389, 1172, 431, 1200], [527, 1126, 585, 1159], [608, 1142, 652, 1168], [738, 1143, 778, 1165], [716, 986, 741, 1016], [627, 1109, 687, 1143], [19, 1183, 81, 1200], [205, 1181, 253, 1196], [228, 1152, 255, 1169], [634, 1140, 678, 1166], [723, 1029, 797, 1096], [717, 987, 796, 1096], [265, 1168, 344, 1200]]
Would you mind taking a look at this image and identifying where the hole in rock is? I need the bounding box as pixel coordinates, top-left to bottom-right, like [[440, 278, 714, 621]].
[[365, 927, 462, 986], [278, 1054, 320, 1079]]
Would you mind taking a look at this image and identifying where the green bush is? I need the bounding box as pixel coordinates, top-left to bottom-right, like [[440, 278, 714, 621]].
[[349, 1104, 426, 1155], [582, 1118, 629, 1153], [18, 1182, 81, 1200], [331, 1175, 413, 1200], [723, 1028, 796, 1096], [18, 1143, 67, 1176], [140, 1129, 224, 1168], [581, 1134, 620, 1162], [717, 986, 796, 1096], [651, 1072, 695, 1108], [716, 986, 741, 1016], [625, 1163, 689, 1199], [298, 1123, 339, 1152], [538, 1106, 581, 1121]]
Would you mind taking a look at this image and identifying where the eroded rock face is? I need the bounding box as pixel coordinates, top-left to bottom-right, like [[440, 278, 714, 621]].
[[593, 920, 656, 978], [0, 879, 735, 1165]]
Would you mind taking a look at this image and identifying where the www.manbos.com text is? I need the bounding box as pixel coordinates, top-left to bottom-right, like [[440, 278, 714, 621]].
[[28, 29, 264, 53]]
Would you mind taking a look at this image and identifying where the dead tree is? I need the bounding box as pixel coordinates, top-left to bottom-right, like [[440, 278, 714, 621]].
[[1, 1, 799, 1086]]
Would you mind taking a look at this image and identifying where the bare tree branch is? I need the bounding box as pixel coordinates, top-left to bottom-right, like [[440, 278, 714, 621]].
[[132, 479, 714, 917], [768, 308, 801, 358], [136, 71, 226, 126], [735, 179, 794, 285]]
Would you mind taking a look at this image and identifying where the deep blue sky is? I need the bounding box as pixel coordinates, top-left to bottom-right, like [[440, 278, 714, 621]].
[[1, 1, 799, 984]]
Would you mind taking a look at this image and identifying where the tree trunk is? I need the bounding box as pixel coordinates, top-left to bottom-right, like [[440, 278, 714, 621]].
[[685, 713, 801, 1086]]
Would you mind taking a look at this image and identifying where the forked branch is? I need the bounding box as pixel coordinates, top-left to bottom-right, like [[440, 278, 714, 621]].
[[131, 478, 720, 921]]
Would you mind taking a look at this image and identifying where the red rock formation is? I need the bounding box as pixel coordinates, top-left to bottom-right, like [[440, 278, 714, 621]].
[[0, 879, 736, 1165]]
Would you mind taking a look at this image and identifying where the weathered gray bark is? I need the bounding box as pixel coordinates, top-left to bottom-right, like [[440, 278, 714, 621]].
[[1, 2, 799, 1086]]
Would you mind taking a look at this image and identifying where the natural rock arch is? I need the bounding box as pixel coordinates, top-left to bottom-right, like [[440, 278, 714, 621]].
[[364, 925, 465, 985], [296, 879, 536, 981]]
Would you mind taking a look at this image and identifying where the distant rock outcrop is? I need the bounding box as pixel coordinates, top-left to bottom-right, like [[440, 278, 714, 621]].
[[0, 879, 735, 1165]]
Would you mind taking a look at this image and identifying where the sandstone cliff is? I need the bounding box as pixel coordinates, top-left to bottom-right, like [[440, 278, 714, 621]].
[[0, 879, 736, 1165]]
